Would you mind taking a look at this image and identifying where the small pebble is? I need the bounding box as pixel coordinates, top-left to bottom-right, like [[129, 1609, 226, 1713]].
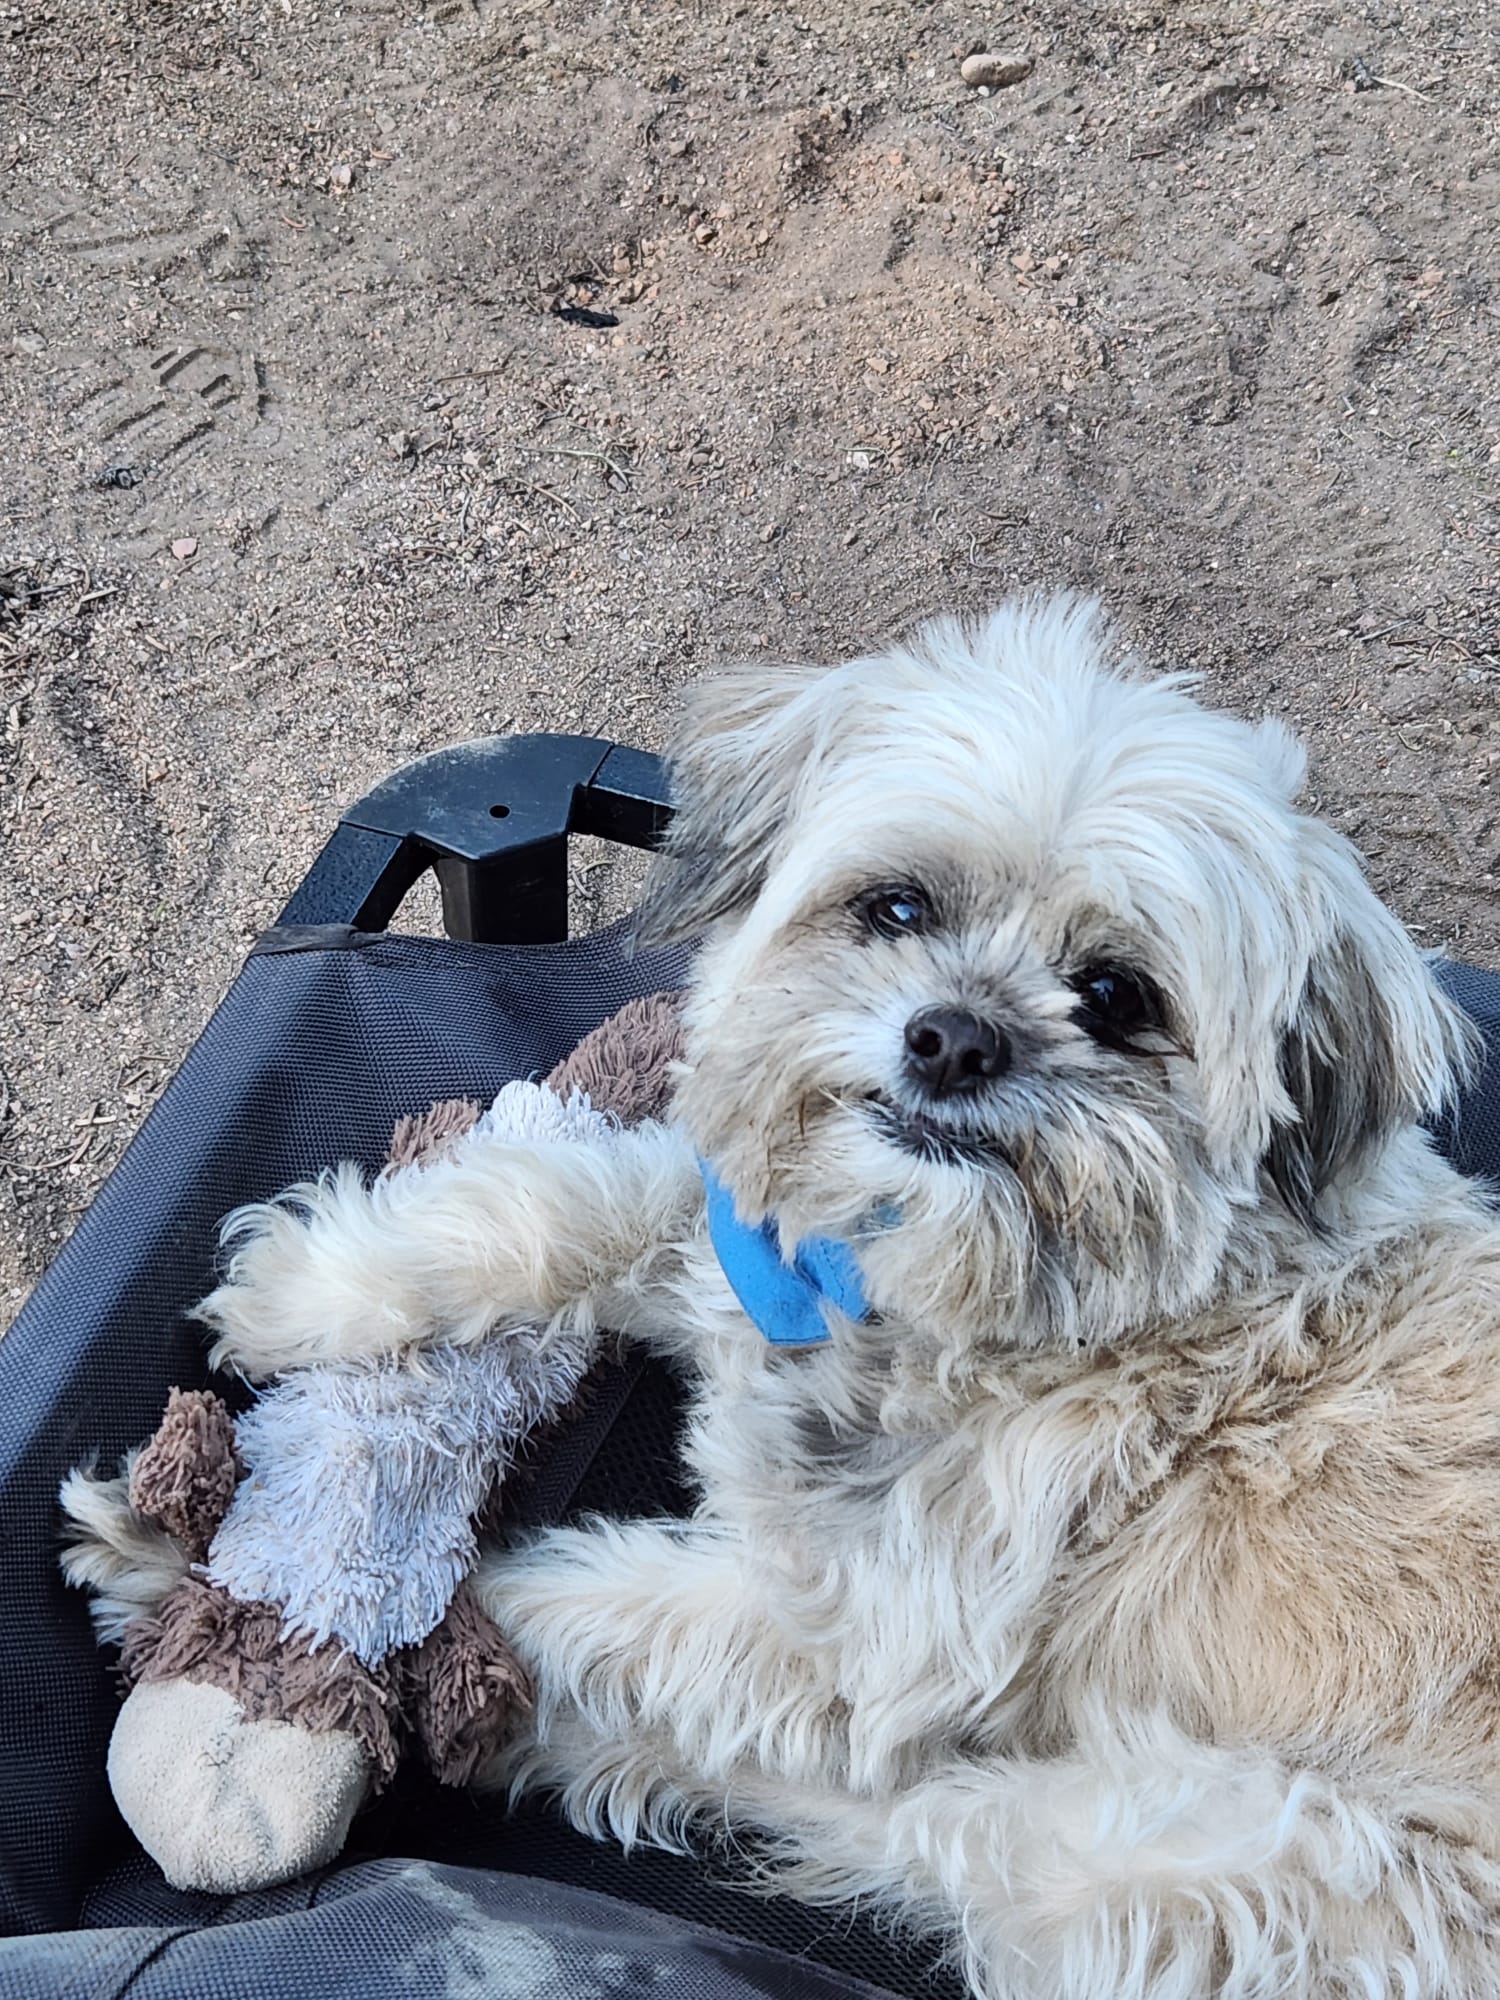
[[960, 52, 1033, 90]]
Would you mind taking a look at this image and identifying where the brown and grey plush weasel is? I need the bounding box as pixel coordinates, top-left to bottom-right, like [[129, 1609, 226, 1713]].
[[62, 991, 684, 1895]]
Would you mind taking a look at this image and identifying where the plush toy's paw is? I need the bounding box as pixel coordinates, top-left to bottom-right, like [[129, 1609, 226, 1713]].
[[108, 1678, 373, 1894], [407, 1581, 534, 1786]]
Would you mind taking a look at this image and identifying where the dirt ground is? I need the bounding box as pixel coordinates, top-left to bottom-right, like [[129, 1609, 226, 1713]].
[[1, 1, 1497, 1323]]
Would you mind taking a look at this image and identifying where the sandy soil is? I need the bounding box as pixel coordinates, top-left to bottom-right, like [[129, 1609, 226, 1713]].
[[2, 0, 1497, 1322]]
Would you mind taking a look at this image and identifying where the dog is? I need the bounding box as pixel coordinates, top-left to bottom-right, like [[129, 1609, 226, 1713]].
[[69, 598, 1500, 1997]]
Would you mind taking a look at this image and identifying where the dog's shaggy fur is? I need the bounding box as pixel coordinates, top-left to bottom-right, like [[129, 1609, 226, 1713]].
[[66, 600, 1500, 1995]]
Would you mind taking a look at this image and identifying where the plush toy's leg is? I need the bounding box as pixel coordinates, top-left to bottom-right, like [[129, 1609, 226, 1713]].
[[195, 1121, 704, 1379], [471, 1521, 850, 1846], [128, 1386, 244, 1559], [405, 1581, 534, 1787]]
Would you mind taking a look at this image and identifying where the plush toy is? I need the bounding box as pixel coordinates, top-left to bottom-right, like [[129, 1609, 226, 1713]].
[[63, 992, 683, 1896]]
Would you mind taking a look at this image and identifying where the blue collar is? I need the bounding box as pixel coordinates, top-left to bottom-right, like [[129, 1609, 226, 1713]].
[[701, 1163, 874, 1348]]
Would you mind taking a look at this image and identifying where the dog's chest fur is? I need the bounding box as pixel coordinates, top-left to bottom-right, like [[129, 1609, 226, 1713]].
[[674, 1228, 1500, 1783]]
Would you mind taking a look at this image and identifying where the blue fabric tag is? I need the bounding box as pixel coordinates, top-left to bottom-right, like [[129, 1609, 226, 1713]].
[[701, 1163, 871, 1348]]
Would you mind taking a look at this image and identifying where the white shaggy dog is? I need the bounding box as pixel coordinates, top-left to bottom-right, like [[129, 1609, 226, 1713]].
[[71, 600, 1500, 1996]]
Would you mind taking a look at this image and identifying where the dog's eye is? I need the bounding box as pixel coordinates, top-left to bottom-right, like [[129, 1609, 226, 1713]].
[[1071, 964, 1164, 1048], [855, 886, 930, 940]]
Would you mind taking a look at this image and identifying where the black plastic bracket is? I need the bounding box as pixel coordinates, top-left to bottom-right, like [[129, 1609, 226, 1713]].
[[277, 734, 674, 944]]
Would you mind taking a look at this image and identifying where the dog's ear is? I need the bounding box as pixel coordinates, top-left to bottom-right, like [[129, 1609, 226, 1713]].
[[1265, 823, 1476, 1227], [636, 661, 830, 944]]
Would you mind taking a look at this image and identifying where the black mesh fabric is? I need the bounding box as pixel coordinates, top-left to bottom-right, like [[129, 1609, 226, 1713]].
[[5, 925, 1500, 2000], [1429, 958, 1500, 1186], [0, 1859, 916, 2000]]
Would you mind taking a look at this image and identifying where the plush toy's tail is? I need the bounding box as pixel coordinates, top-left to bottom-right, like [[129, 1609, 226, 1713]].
[[59, 1462, 189, 1646], [60, 1384, 247, 1645]]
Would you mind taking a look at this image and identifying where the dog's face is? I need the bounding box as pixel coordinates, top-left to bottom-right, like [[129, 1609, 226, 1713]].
[[646, 601, 1469, 1356]]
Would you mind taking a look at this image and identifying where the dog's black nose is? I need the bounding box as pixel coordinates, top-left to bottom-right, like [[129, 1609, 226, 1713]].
[[903, 1006, 1010, 1097]]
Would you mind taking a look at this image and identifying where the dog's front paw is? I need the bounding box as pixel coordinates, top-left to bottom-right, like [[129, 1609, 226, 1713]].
[[195, 1164, 426, 1378], [473, 1522, 716, 1742], [472, 1532, 626, 1727]]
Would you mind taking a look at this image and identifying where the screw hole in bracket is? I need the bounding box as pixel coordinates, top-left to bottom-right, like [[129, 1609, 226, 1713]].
[[489, 804, 511, 819]]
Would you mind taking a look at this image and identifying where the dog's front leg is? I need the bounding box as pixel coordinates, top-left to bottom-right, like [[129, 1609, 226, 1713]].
[[196, 1120, 704, 1379], [472, 1519, 851, 1842]]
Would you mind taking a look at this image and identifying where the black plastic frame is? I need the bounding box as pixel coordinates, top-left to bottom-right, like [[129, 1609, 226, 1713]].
[[278, 735, 674, 944]]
